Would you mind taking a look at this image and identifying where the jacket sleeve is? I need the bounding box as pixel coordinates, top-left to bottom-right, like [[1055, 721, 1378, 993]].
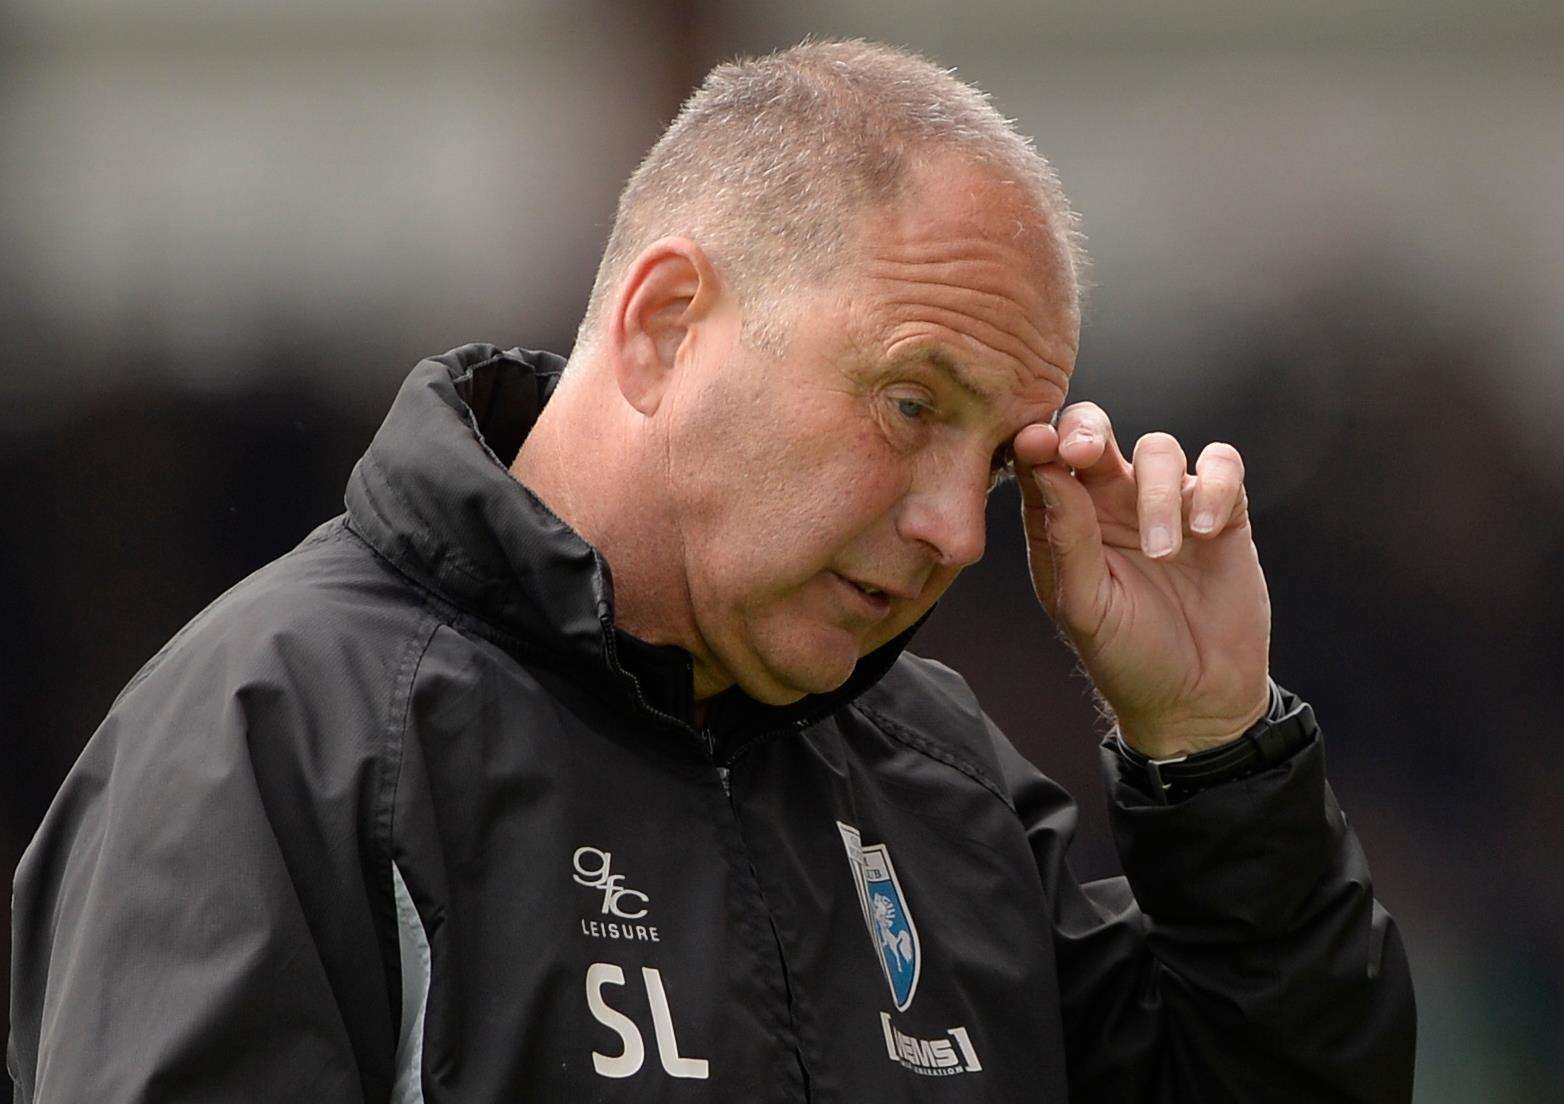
[[7, 622, 400, 1103], [989, 693, 1416, 1102]]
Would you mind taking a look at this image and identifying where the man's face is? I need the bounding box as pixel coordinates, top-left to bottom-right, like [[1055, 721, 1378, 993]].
[[663, 160, 1079, 706]]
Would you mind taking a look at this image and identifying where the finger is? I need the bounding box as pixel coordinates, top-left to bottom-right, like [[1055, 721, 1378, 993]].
[[1011, 421, 1060, 482], [1053, 401, 1132, 485], [1189, 442, 1246, 537], [1025, 461, 1110, 632], [1132, 432, 1189, 559], [1013, 422, 1055, 534]]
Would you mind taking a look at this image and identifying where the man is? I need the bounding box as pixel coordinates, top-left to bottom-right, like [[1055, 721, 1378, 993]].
[[9, 40, 1414, 1102]]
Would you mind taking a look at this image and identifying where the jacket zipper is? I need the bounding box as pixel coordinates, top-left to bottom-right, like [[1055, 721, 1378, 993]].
[[708, 735, 812, 1100], [698, 727, 734, 795]]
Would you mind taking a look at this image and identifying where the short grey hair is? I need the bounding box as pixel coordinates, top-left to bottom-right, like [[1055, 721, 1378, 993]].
[[574, 38, 1087, 354]]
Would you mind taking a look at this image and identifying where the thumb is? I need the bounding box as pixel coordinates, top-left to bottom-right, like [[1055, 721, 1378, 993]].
[[1022, 461, 1110, 634]]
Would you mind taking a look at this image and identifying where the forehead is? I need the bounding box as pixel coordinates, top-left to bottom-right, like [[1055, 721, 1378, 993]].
[[841, 155, 1079, 408]]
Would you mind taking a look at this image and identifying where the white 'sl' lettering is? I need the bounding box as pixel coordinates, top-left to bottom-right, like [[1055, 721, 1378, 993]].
[[643, 967, 710, 1079], [586, 963, 644, 1078]]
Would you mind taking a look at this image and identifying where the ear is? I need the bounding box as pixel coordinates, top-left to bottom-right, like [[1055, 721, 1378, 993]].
[[607, 237, 726, 416]]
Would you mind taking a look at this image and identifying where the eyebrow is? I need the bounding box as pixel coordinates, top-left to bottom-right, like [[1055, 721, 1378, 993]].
[[913, 350, 997, 407]]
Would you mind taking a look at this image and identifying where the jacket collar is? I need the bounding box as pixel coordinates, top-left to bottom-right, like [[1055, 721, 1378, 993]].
[[344, 343, 925, 742]]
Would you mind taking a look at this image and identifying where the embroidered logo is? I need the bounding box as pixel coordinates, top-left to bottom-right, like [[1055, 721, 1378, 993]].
[[573, 845, 660, 944], [573, 845, 649, 918], [880, 1015, 984, 1076], [837, 821, 922, 1011]]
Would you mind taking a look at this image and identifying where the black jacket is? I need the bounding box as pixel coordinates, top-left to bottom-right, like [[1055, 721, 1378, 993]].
[[9, 344, 1414, 1102]]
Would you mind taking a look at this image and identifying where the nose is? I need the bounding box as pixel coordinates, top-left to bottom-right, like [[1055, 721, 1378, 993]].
[[895, 462, 989, 568]]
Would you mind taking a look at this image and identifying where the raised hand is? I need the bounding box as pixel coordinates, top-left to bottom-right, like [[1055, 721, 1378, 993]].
[[1012, 403, 1271, 759]]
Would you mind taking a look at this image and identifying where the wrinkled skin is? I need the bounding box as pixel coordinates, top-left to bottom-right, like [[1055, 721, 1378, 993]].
[[659, 158, 1076, 707], [546, 153, 1270, 757]]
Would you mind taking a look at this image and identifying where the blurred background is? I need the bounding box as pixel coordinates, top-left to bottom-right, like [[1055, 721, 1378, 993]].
[[2, 1, 1560, 1098]]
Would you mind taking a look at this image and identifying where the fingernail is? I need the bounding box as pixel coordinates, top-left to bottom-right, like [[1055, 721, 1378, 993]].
[[1034, 470, 1058, 507], [1069, 431, 1094, 450], [1146, 525, 1173, 557], [1192, 512, 1216, 533]]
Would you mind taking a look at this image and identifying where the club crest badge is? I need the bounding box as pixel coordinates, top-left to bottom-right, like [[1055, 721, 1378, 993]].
[[837, 821, 921, 1011]]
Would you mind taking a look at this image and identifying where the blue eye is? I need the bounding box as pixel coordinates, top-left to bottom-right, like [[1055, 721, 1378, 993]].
[[894, 397, 928, 420]]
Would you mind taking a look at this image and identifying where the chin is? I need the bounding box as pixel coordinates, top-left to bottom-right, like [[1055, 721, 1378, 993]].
[[739, 625, 863, 705]]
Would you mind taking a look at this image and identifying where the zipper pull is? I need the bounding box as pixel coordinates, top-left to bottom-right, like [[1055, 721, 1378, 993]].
[[699, 725, 731, 796]]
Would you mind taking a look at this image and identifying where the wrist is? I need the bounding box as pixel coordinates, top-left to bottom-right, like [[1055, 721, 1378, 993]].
[[1116, 682, 1274, 760], [1112, 681, 1314, 804]]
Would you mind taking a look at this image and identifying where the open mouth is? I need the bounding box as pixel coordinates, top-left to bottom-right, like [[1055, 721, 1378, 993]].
[[832, 572, 893, 616]]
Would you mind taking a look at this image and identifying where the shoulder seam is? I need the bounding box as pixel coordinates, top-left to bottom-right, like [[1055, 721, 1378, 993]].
[[371, 601, 446, 1042], [357, 452, 502, 592], [851, 700, 1017, 815], [341, 513, 534, 655], [377, 604, 446, 869], [341, 516, 580, 678]]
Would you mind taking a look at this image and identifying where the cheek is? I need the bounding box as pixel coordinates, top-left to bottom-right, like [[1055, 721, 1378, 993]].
[[671, 377, 909, 581], [720, 466, 898, 578], [699, 459, 908, 605], [782, 436, 908, 549]]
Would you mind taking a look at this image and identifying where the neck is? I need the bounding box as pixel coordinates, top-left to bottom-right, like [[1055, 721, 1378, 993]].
[[509, 358, 734, 702]]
